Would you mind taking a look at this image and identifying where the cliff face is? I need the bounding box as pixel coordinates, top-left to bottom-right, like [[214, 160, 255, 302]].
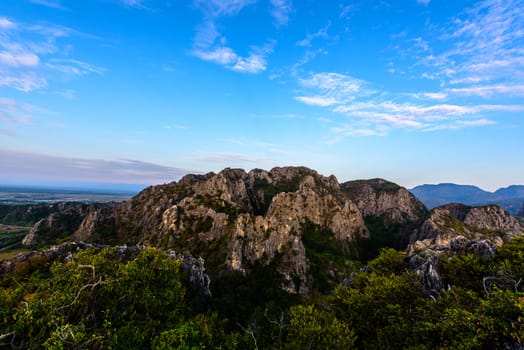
[[21, 203, 108, 246], [15, 167, 523, 296], [409, 203, 523, 252], [341, 179, 428, 254], [72, 167, 369, 294], [406, 203, 523, 297]]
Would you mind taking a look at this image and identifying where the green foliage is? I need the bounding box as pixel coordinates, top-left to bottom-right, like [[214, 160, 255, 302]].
[[367, 247, 408, 275], [2, 236, 524, 349], [194, 216, 214, 233], [301, 220, 354, 292], [0, 247, 241, 349], [285, 304, 356, 349], [440, 253, 489, 293], [211, 259, 299, 325], [152, 314, 239, 350], [341, 179, 400, 195], [334, 271, 422, 349]]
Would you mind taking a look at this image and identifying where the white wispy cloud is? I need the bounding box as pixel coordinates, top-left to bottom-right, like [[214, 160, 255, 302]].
[[0, 73, 47, 91], [232, 52, 267, 73], [409, 92, 448, 100], [318, 0, 524, 139], [46, 58, 105, 76], [194, 46, 237, 65], [295, 69, 524, 138], [194, 0, 257, 18], [27, 0, 65, 10], [120, 0, 147, 8], [0, 51, 39, 67], [447, 84, 524, 98], [0, 17, 16, 29], [297, 72, 369, 104], [0, 98, 40, 124], [270, 0, 293, 26], [0, 18, 102, 91], [295, 95, 338, 107], [232, 42, 275, 73], [422, 118, 496, 132], [296, 22, 331, 47], [411, 0, 524, 89], [194, 42, 273, 74], [0, 149, 191, 184], [191, 0, 277, 74], [416, 0, 431, 5]]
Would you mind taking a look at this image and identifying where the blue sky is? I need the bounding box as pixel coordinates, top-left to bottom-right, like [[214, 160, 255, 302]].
[[0, 0, 523, 190]]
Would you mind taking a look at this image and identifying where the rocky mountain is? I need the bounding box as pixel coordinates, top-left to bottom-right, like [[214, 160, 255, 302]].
[[341, 178, 427, 258], [407, 203, 524, 298], [8, 167, 524, 297], [11, 167, 427, 295], [410, 183, 524, 214], [409, 203, 522, 253], [22, 203, 113, 246], [3, 168, 524, 350], [71, 167, 373, 295]]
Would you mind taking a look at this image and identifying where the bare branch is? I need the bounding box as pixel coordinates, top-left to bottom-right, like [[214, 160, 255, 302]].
[[57, 277, 106, 311], [0, 332, 14, 341], [237, 322, 259, 350]]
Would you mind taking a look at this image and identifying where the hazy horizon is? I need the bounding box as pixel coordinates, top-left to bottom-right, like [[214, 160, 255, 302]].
[[1, 0, 522, 192]]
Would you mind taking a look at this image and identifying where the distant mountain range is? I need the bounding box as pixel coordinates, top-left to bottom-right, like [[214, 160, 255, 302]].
[[410, 183, 524, 215]]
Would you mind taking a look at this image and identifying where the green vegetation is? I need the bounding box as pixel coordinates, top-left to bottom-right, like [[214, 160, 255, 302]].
[[342, 179, 400, 195], [1, 238, 523, 349], [0, 248, 240, 349], [301, 220, 358, 292]]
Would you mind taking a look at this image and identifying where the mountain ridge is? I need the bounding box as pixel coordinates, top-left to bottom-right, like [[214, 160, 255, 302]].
[[410, 183, 524, 214], [3, 166, 521, 298]]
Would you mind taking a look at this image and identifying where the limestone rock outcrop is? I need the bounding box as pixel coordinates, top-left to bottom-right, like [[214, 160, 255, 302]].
[[409, 203, 523, 253], [22, 203, 104, 246], [69, 167, 370, 294], [341, 178, 428, 251]]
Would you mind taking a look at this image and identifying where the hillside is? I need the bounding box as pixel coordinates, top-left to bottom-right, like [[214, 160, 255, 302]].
[[1, 167, 523, 349]]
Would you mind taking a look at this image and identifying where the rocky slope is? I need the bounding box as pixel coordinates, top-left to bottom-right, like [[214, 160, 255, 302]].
[[409, 203, 523, 252], [69, 167, 372, 294], [341, 178, 427, 256], [22, 203, 112, 246], [10, 167, 524, 297], [405, 203, 523, 296]]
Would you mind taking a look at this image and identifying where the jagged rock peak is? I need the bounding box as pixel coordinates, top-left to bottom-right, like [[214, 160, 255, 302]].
[[66, 166, 370, 295], [409, 203, 523, 253], [341, 178, 427, 220], [340, 178, 428, 252]]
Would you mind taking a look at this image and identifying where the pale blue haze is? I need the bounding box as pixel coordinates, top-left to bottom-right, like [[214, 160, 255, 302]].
[[0, 0, 523, 190]]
